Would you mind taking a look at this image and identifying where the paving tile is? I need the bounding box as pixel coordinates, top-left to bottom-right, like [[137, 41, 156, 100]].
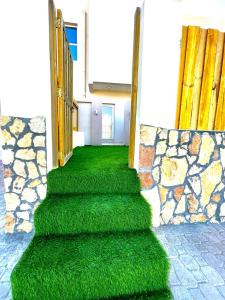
[[171, 258, 198, 288], [0, 268, 12, 282], [0, 282, 10, 300], [169, 266, 181, 286], [165, 234, 182, 245], [191, 270, 207, 283], [193, 255, 208, 267], [199, 283, 224, 300], [171, 286, 193, 300], [201, 266, 224, 286], [179, 255, 199, 271], [183, 243, 200, 256], [163, 244, 178, 258], [218, 285, 225, 298], [175, 244, 186, 255], [201, 252, 224, 268], [189, 288, 206, 300]]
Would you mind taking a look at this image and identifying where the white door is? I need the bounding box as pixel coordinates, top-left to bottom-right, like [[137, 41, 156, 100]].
[[78, 102, 92, 145]]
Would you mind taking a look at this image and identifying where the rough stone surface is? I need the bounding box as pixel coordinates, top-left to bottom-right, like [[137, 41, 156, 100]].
[[139, 124, 225, 225], [13, 160, 26, 178], [5, 193, 20, 211], [29, 117, 45, 133], [198, 134, 215, 165], [160, 157, 188, 187], [17, 133, 32, 148], [138, 172, 154, 189], [140, 125, 157, 146], [22, 188, 37, 203], [15, 149, 36, 160], [0, 116, 47, 233], [200, 161, 222, 208], [9, 119, 25, 136], [33, 135, 45, 147], [139, 146, 155, 168]]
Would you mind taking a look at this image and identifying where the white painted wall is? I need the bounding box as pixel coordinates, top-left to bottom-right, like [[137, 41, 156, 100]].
[[88, 0, 143, 85], [0, 1, 52, 170]]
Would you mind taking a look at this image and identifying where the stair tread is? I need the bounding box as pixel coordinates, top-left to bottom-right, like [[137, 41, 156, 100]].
[[35, 194, 151, 236], [47, 147, 140, 194], [11, 231, 169, 300]]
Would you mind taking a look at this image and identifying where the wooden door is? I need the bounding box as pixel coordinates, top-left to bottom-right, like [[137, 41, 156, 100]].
[[129, 8, 141, 168], [49, 0, 74, 167], [48, 0, 58, 168]]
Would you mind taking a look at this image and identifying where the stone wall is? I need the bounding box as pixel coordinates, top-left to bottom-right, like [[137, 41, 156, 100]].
[[139, 124, 225, 225], [0, 116, 47, 233]]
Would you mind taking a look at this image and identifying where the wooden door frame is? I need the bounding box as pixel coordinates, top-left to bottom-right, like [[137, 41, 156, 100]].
[[48, 0, 58, 168], [129, 7, 141, 169]]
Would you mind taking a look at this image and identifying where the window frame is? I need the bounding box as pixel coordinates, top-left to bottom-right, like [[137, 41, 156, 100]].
[[65, 22, 78, 61]]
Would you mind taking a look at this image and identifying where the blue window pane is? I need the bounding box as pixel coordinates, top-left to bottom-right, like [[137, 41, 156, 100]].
[[69, 45, 77, 61], [65, 27, 77, 44]]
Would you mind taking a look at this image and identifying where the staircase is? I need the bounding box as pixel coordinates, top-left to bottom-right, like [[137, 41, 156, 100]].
[[11, 146, 171, 299]]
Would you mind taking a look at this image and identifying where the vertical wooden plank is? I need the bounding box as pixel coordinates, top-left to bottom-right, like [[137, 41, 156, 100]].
[[190, 28, 207, 129], [57, 9, 65, 166], [197, 29, 219, 130], [175, 26, 188, 129], [129, 8, 141, 169], [215, 42, 225, 130], [48, 0, 59, 168], [208, 31, 224, 129], [179, 26, 200, 129]]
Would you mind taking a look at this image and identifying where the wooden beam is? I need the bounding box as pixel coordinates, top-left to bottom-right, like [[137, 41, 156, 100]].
[[197, 29, 219, 130], [179, 26, 200, 129], [190, 28, 207, 129], [129, 8, 141, 169], [215, 38, 225, 130], [209, 31, 224, 129], [175, 26, 188, 129]]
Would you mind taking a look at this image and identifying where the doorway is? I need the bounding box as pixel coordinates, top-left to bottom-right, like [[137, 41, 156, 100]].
[[78, 102, 92, 145], [102, 104, 115, 141]]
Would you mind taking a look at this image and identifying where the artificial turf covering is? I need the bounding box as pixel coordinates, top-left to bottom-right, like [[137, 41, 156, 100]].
[[11, 146, 171, 300]]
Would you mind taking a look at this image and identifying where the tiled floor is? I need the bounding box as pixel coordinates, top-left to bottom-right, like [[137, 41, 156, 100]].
[[1, 222, 225, 299], [154, 223, 225, 299]]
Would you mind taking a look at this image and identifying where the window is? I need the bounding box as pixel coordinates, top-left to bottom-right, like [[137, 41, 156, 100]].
[[102, 104, 115, 140], [65, 24, 77, 61]]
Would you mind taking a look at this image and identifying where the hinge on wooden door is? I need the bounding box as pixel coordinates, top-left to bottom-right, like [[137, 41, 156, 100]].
[[57, 87, 63, 98], [55, 18, 61, 29]]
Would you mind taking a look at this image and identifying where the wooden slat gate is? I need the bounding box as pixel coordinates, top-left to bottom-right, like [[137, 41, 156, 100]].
[[49, 0, 73, 167], [57, 9, 73, 166]]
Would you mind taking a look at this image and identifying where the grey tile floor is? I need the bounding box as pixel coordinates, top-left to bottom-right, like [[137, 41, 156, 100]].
[[1, 219, 225, 299], [154, 222, 225, 299]]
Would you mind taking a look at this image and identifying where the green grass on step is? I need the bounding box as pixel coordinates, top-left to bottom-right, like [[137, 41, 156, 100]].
[[111, 289, 172, 299], [34, 193, 152, 236], [47, 146, 140, 194], [11, 231, 170, 300]]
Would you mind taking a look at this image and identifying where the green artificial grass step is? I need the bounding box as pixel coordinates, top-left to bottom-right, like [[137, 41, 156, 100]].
[[47, 146, 140, 194], [11, 231, 170, 300], [111, 289, 172, 299], [35, 193, 152, 236]]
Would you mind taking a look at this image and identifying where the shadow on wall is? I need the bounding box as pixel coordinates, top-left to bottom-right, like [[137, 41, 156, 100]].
[[139, 124, 225, 226], [0, 116, 47, 234]]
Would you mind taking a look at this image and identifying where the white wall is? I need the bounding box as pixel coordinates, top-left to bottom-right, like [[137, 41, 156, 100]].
[[0, 1, 52, 170], [88, 0, 143, 85]]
